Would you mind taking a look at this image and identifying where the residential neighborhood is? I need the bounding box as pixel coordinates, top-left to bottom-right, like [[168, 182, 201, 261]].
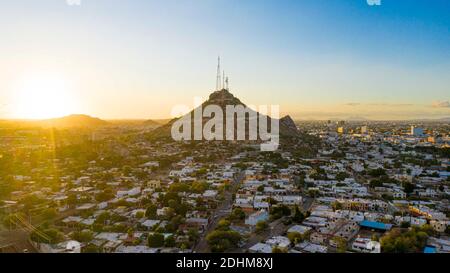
[[1, 120, 448, 254]]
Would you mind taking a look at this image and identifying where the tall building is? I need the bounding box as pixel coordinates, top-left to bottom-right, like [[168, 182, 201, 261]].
[[410, 126, 424, 136], [361, 126, 368, 134]]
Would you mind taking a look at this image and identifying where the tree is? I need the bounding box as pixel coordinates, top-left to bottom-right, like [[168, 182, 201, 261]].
[[95, 212, 110, 225], [272, 246, 287, 253], [403, 182, 415, 195], [41, 208, 58, 221], [71, 230, 94, 243], [331, 201, 343, 211], [380, 226, 431, 253], [369, 179, 384, 188], [127, 228, 134, 238], [255, 220, 268, 233], [145, 204, 157, 218], [229, 208, 245, 222], [270, 205, 291, 220], [190, 181, 209, 193], [187, 228, 200, 242], [287, 232, 303, 245], [308, 189, 319, 198], [334, 237, 347, 253], [371, 234, 379, 242], [95, 190, 114, 202], [400, 221, 411, 229], [135, 211, 145, 219], [30, 228, 64, 244], [168, 182, 190, 193], [257, 185, 265, 192], [336, 172, 349, 181], [206, 230, 241, 253], [164, 235, 176, 247], [66, 193, 78, 207], [291, 206, 305, 223], [148, 233, 165, 247], [82, 244, 102, 253], [217, 219, 231, 231], [122, 165, 132, 175], [369, 168, 386, 177]]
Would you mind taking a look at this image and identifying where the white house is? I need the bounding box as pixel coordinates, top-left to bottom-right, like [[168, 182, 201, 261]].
[[352, 238, 381, 253], [287, 225, 312, 235]]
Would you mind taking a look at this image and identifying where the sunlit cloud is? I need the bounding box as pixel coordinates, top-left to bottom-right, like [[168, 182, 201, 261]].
[[431, 101, 450, 108]]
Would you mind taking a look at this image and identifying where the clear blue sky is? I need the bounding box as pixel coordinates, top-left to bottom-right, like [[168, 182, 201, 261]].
[[0, 0, 449, 119]]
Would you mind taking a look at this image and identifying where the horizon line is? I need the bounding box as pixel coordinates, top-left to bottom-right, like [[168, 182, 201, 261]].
[[1, 113, 449, 123]]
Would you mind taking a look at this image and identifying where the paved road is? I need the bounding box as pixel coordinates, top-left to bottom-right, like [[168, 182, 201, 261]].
[[193, 171, 244, 253], [235, 196, 314, 253], [193, 174, 314, 253], [237, 217, 286, 252]]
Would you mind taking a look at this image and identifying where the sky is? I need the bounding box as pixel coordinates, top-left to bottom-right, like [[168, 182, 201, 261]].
[[0, 0, 449, 120]]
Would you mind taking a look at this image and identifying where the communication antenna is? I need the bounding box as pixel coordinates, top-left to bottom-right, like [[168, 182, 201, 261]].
[[222, 71, 225, 90], [216, 56, 221, 91]]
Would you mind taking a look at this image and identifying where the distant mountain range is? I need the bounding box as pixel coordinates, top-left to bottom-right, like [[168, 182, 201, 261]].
[[142, 119, 168, 127], [36, 114, 109, 128], [0, 114, 108, 128], [0, 115, 175, 129]]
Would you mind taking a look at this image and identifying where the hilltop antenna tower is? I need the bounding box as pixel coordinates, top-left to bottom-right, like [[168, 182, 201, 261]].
[[222, 71, 225, 90], [216, 56, 221, 91]]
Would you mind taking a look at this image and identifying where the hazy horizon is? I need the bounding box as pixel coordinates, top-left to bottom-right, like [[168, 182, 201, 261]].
[[1, 112, 449, 123], [1, 0, 449, 120]]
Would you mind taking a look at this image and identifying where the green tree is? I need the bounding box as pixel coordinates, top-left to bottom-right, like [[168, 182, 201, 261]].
[[71, 230, 94, 243], [147, 233, 165, 248], [292, 205, 305, 223], [206, 230, 241, 253], [217, 219, 231, 231], [287, 232, 304, 244], [229, 208, 245, 222], [41, 208, 58, 221], [30, 228, 64, 244], [400, 221, 411, 229], [145, 204, 157, 218], [164, 235, 176, 247], [272, 246, 287, 253], [82, 244, 102, 253], [369, 168, 386, 177], [257, 185, 265, 192], [403, 182, 415, 195], [334, 237, 347, 253], [380, 226, 431, 253], [187, 228, 200, 242], [190, 181, 209, 193], [255, 220, 268, 233], [336, 172, 349, 181]]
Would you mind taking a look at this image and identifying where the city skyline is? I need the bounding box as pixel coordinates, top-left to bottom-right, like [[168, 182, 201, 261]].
[[0, 0, 449, 120]]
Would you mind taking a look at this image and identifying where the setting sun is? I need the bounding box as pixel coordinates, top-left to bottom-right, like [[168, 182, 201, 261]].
[[10, 73, 79, 119]]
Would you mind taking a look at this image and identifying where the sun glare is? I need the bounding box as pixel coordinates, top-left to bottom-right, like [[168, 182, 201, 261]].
[[11, 73, 79, 119]]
